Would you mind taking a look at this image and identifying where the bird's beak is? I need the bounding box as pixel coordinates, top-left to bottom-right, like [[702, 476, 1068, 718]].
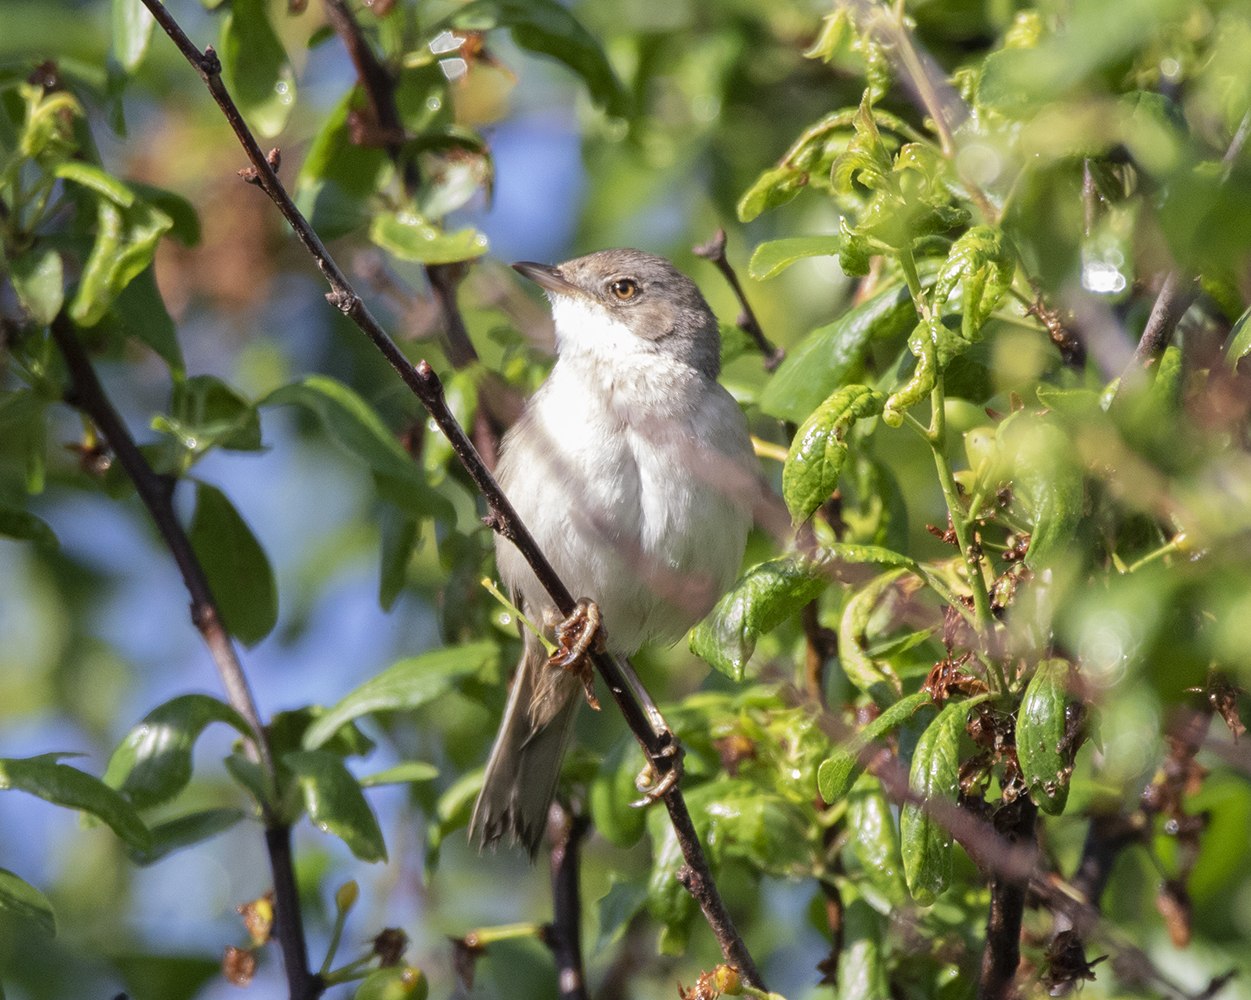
[[512, 261, 579, 296]]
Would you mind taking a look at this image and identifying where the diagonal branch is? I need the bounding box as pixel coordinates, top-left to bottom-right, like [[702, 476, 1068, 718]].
[[139, 0, 765, 987], [48, 314, 321, 1000]]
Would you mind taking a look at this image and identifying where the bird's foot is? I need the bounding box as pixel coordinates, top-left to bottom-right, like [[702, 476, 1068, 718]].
[[631, 732, 684, 806], [547, 598, 605, 711]]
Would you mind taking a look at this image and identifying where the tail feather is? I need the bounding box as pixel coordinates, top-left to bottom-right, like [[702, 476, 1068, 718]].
[[470, 638, 581, 856]]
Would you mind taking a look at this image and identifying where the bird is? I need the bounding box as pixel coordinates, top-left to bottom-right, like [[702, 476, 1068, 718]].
[[469, 248, 761, 855]]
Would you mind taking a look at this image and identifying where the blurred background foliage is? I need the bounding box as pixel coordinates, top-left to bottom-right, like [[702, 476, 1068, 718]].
[[2, 0, 1251, 998]]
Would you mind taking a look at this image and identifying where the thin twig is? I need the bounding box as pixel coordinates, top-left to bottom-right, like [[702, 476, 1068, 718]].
[[48, 315, 322, 1000], [693, 228, 785, 371], [546, 804, 590, 1000], [140, 0, 764, 986]]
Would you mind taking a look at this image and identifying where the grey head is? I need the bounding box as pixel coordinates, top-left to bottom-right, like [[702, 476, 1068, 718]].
[[512, 248, 721, 376]]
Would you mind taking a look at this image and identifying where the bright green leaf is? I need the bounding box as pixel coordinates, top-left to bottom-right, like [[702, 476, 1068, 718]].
[[837, 890, 889, 1000], [219, 0, 296, 138], [838, 568, 906, 697], [188, 482, 278, 646], [689, 557, 829, 681], [54, 161, 136, 206], [846, 777, 906, 909], [354, 967, 428, 1000], [112, 0, 155, 73], [302, 642, 499, 749], [369, 212, 489, 265], [153, 375, 262, 458], [818, 690, 934, 805], [359, 762, 439, 788], [0, 755, 150, 851], [748, 236, 842, 280], [0, 868, 56, 938], [104, 694, 253, 810], [783, 385, 885, 524], [284, 750, 387, 863], [69, 196, 173, 327]]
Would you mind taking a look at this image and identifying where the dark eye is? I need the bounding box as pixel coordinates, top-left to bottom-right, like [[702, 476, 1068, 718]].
[[609, 278, 639, 301]]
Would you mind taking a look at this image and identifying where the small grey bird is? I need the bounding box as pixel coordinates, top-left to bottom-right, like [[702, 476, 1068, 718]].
[[470, 248, 760, 854]]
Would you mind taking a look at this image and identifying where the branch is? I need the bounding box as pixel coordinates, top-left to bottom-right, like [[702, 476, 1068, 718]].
[[693, 228, 785, 371], [48, 315, 321, 1000], [545, 804, 590, 1000], [141, 1, 765, 986], [977, 798, 1036, 1000], [321, 0, 503, 461]]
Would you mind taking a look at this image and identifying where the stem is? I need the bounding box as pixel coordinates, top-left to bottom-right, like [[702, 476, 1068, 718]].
[[1124, 535, 1184, 574], [927, 378, 1001, 678], [140, 0, 765, 986], [693, 228, 785, 371], [546, 806, 590, 1000]]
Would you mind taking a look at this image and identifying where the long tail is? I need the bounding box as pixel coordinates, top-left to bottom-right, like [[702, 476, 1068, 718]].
[[470, 635, 581, 857]]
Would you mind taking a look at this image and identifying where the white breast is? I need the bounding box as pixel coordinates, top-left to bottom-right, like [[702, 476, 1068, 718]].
[[494, 312, 756, 655]]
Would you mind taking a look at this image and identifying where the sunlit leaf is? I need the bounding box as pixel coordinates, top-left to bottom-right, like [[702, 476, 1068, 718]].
[[369, 212, 489, 265], [1016, 659, 1078, 815], [818, 690, 935, 805], [9, 248, 63, 325], [219, 0, 296, 138], [128, 809, 247, 866], [748, 236, 841, 280], [112, 0, 155, 73], [104, 694, 253, 810], [689, 557, 828, 681], [783, 385, 885, 524]]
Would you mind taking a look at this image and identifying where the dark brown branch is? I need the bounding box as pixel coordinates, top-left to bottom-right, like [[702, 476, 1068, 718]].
[[977, 798, 1036, 1000], [694, 228, 785, 371], [545, 805, 590, 1000], [141, 0, 764, 986], [48, 315, 321, 1000]]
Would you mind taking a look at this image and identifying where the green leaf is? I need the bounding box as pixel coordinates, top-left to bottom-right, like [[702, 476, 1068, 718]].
[[449, 0, 628, 116], [930, 226, 1016, 344], [354, 967, 428, 1000], [0, 504, 58, 549], [1225, 307, 1251, 366], [153, 375, 262, 458], [68, 195, 173, 327], [783, 385, 885, 524], [358, 762, 439, 788], [831, 93, 892, 194], [114, 266, 184, 374], [589, 737, 648, 848], [9, 248, 63, 325], [219, 0, 296, 138], [378, 507, 419, 612], [822, 542, 918, 570], [188, 482, 278, 646], [689, 557, 829, 681], [845, 777, 906, 909], [837, 890, 889, 1000], [302, 642, 499, 749], [594, 876, 648, 953], [818, 691, 934, 804], [999, 415, 1084, 568], [1016, 659, 1078, 815], [131, 183, 202, 247], [263, 376, 448, 520], [748, 236, 842, 280], [112, 0, 155, 73], [284, 750, 387, 863], [0, 755, 150, 851], [736, 165, 808, 223], [0, 868, 56, 938], [838, 569, 906, 697], [900, 695, 988, 904], [128, 808, 247, 866], [104, 694, 253, 810], [760, 282, 917, 423], [54, 161, 137, 206], [369, 212, 489, 265], [294, 87, 389, 239]]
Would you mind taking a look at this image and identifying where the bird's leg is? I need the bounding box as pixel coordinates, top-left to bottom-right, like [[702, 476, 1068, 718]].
[[631, 730, 684, 806], [547, 598, 605, 710]]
